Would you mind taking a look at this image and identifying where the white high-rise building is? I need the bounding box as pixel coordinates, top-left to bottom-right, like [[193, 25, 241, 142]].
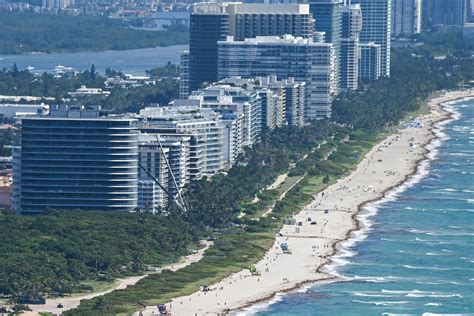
[[179, 51, 190, 99], [138, 106, 226, 177], [391, 0, 422, 37], [353, 0, 392, 77], [188, 85, 260, 149], [340, 3, 363, 90], [137, 138, 169, 212], [217, 35, 336, 120], [359, 42, 382, 82]]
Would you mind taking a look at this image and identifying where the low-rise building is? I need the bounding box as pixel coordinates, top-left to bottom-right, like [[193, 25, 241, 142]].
[[0, 103, 49, 119], [69, 85, 111, 97]]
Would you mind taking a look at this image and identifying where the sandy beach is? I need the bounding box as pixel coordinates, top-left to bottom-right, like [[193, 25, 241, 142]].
[[137, 89, 474, 316]]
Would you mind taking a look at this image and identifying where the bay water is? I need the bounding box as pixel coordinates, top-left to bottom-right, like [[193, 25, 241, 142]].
[[0, 45, 187, 75]]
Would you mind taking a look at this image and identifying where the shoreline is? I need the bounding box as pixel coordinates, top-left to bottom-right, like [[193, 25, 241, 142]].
[[231, 90, 473, 315], [140, 89, 473, 316]]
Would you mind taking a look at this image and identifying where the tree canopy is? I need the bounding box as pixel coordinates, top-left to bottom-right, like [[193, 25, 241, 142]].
[[0, 13, 189, 55]]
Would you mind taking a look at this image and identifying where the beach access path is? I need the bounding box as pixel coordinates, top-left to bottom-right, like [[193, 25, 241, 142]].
[[138, 90, 473, 316], [23, 241, 213, 316]]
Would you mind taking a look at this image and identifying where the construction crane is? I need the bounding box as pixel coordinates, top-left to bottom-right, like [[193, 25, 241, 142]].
[[137, 135, 189, 214], [154, 135, 190, 213]]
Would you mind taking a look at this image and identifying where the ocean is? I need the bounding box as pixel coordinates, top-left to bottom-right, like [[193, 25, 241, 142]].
[[243, 98, 474, 315]]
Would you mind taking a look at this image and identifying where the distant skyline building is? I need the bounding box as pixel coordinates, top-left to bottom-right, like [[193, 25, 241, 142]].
[[187, 2, 314, 96], [307, 0, 342, 44], [429, 0, 467, 28], [42, 0, 73, 10], [227, 3, 315, 41], [217, 75, 306, 128], [470, 0, 474, 22], [189, 3, 230, 93], [391, 0, 422, 36], [179, 51, 190, 99], [340, 3, 362, 90], [12, 105, 138, 214], [307, 0, 342, 91], [218, 35, 336, 119], [353, 0, 392, 77], [359, 42, 382, 82], [256, 76, 306, 127]]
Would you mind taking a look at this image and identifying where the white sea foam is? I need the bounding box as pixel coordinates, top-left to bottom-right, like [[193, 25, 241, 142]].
[[402, 265, 452, 271], [416, 281, 443, 285], [380, 289, 462, 299], [425, 303, 443, 306], [351, 292, 394, 298], [442, 188, 458, 192], [352, 300, 409, 306], [422, 313, 470, 316], [232, 292, 285, 316], [350, 275, 402, 283], [407, 293, 462, 298]]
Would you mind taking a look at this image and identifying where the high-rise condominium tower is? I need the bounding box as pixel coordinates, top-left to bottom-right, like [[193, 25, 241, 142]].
[[359, 42, 382, 82], [307, 0, 343, 91], [392, 0, 422, 37], [185, 3, 314, 96], [353, 0, 392, 77], [218, 35, 336, 120], [340, 3, 363, 90], [12, 105, 138, 214], [429, 0, 466, 28], [189, 3, 230, 93]]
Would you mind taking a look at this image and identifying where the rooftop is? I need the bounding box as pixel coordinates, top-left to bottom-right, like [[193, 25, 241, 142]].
[[219, 34, 331, 46]]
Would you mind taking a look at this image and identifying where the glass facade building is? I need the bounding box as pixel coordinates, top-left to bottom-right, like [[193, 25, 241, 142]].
[[429, 0, 466, 28], [189, 4, 230, 92], [13, 106, 138, 214], [353, 0, 392, 77], [307, 0, 342, 91], [391, 0, 422, 37], [340, 3, 363, 90], [359, 42, 382, 82], [218, 35, 336, 120], [188, 3, 314, 96]]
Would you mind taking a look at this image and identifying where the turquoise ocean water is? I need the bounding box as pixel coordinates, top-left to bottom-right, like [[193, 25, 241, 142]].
[[241, 98, 474, 315]]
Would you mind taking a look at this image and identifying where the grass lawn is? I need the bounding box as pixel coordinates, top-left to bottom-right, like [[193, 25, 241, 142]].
[[274, 175, 302, 195], [77, 279, 119, 294]]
